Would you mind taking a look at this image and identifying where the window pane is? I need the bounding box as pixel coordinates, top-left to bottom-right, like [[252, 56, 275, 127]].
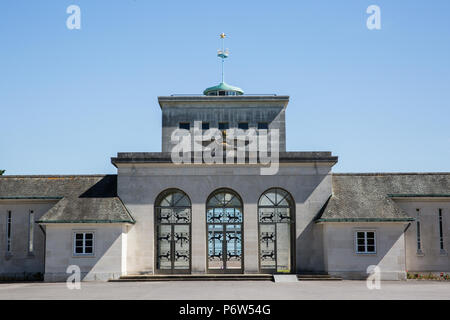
[[357, 245, 365, 252], [367, 238, 375, 246], [202, 122, 210, 130], [76, 234, 83, 240], [85, 233, 93, 240], [258, 122, 268, 130], [356, 232, 365, 239], [85, 247, 93, 254], [357, 239, 365, 245], [218, 122, 229, 130], [366, 232, 375, 239], [367, 245, 375, 253], [75, 247, 83, 254], [238, 122, 248, 130], [179, 122, 190, 130]]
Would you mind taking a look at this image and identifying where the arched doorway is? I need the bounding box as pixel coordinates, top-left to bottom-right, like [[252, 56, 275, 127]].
[[258, 188, 295, 273], [155, 189, 191, 274], [206, 188, 243, 274]]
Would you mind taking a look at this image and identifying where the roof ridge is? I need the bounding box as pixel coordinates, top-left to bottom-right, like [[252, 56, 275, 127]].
[[0, 174, 115, 178], [333, 172, 450, 176]]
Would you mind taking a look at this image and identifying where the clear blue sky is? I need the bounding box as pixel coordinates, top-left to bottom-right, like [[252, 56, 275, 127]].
[[1, 0, 449, 175]]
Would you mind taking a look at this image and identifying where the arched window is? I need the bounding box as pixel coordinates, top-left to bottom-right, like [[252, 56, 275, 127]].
[[206, 189, 243, 273], [258, 188, 294, 273], [155, 189, 191, 274]]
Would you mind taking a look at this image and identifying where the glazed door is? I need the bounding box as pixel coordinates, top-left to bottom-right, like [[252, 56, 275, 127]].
[[207, 223, 243, 273], [156, 224, 191, 274], [258, 208, 293, 273]]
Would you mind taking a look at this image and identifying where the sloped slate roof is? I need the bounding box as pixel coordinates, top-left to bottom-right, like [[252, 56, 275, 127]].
[[0, 175, 134, 224], [317, 173, 450, 222]]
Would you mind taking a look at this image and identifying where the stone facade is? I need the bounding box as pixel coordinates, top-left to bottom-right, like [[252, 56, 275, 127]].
[[0, 94, 449, 282]]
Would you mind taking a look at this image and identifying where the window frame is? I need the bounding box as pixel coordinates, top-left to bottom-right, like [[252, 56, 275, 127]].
[[438, 208, 445, 253], [416, 208, 423, 254], [73, 231, 95, 257], [6, 210, 12, 254], [354, 230, 377, 254], [28, 210, 35, 254]]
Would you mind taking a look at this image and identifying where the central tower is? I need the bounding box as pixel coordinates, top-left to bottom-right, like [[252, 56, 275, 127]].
[[159, 33, 288, 153]]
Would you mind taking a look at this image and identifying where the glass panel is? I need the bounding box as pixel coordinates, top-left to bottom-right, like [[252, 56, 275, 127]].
[[85, 233, 93, 240], [357, 245, 365, 252], [157, 225, 172, 269], [207, 208, 224, 223], [223, 193, 234, 205], [75, 234, 83, 240], [207, 196, 222, 207], [75, 247, 83, 254], [265, 192, 277, 205], [172, 192, 184, 206], [276, 223, 291, 273], [275, 190, 288, 204], [224, 208, 242, 223], [259, 207, 276, 223], [260, 224, 276, 269], [225, 195, 242, 207], [258, 195, 273, 206], [85, 247, 93, 254], [215, 193, 226, 205], [173, 225, 190, 269], [158, 208, 172, 223], [175, 194, 190, 207], [160, 194, 172, 207], [367, 245, 375, 253], [208, 225, 224, 269], [277, 208, 290, 222], [226, 225, 242, 269], [173, 208, 191, 224]]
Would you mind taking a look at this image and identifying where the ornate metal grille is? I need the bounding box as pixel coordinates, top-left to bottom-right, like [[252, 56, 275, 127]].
[[155, 190, 191, 274], [258, 188, 294, 273], [207, 189, 243, 273]]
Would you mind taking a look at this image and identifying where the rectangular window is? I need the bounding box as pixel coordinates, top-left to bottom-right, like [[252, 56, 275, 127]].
[[355, 231, 376, 254], [257, 122, 269, 130], [6, 211, 12, 253], [218, 122, 229, 130], [238, 122, 249, 130], [416, 208, 422, 253], [28, 210, 34, 254], [202, 122, 210, 130], [179, 122, 190, 130], [439, 209, 444, 251], [74, 232, 94, 256]]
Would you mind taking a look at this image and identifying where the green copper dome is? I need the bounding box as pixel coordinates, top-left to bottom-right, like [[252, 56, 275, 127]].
[[203, 82, 244, 96]]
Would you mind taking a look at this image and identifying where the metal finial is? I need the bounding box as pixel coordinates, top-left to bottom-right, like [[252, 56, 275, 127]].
[[217, 33, 229, 83]]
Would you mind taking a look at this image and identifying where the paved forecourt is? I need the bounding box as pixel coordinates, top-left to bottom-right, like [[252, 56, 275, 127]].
[[0, 281, 449, 300]]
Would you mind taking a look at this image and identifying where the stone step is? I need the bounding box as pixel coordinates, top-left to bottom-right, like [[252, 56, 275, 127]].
[[297, 274, 342, 280], [111, 274, 273, 282], [110, 273, 342, 282]]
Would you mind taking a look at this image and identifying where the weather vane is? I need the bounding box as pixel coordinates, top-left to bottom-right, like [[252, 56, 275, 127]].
[[217, 33, 229, 83]]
